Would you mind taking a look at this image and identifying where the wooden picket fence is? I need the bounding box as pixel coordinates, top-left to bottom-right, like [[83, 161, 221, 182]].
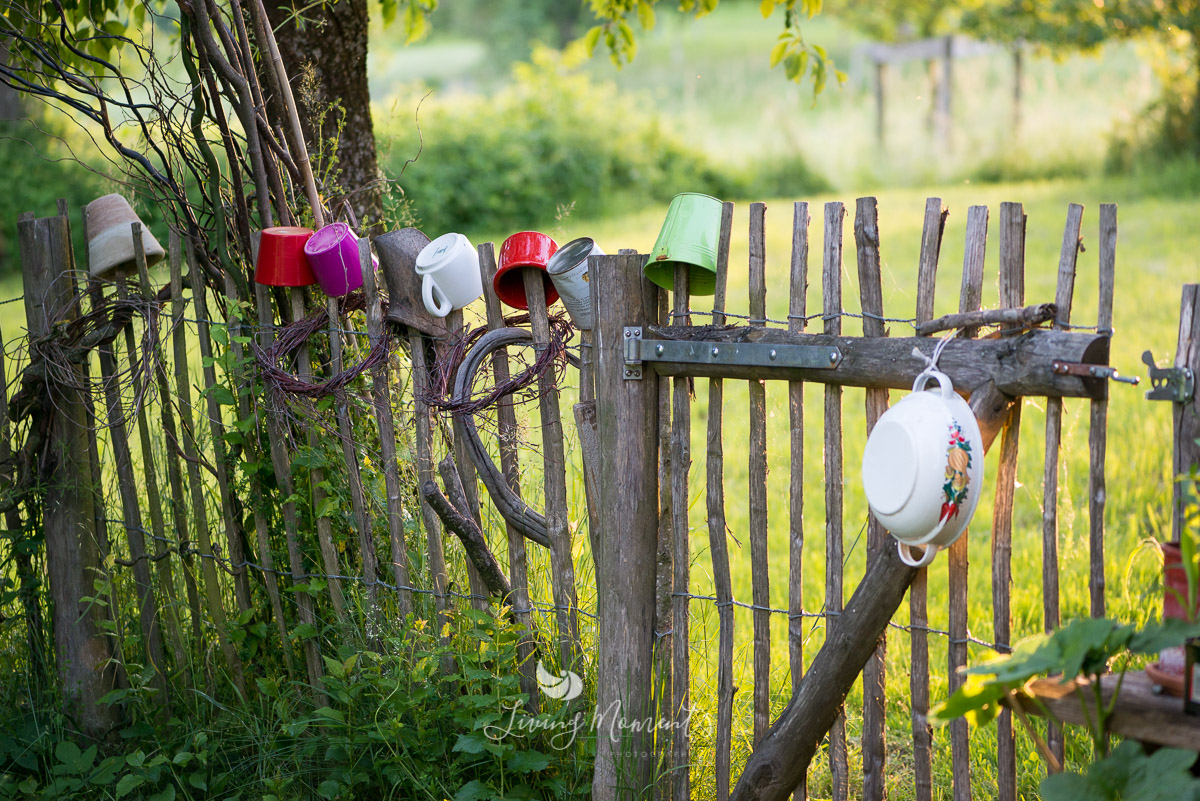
[[583, 197, 1135, 801], [7, 195, 1197, 801]]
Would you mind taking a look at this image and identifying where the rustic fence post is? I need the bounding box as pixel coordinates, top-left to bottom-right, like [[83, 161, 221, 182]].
[[910, 196, 946, 801], [1043, 203, 1084, 767], [360, 238, 413, 621], [749, 203, 771, 756], [1173, 283, 1200, 541], [593, 253, 659, 801], [478, 244, 538, 708], [855, 196, 889, 801], [822, 201, 849, 800], [951, 205, 989, 801], [993, 200, 1027, 801], [707, 203, 735, 801], [1089, 204, 1117, 617], [169, 232, 247, 696], [787, 200, 808, 801], [0, 320, 49, 694], [522, 269, 580, 667], [670, 255, 693, 801], [18, 211, 121, 739], [86, 219, 168, 706]]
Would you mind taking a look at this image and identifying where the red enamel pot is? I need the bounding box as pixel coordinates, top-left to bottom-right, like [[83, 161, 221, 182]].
[[494, 231, 559, 310], [255, 227, 316, 287]]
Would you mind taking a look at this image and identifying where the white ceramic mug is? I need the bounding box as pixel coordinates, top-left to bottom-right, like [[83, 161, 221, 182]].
[[861, 369, 985, 567], [415, 232, 482, 318]]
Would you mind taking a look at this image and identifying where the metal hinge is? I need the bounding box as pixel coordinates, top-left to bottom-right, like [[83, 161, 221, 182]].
[[1142, 350, 1195, 402], [1050, 361, 1140, 385], [623, 326, 842, 379]]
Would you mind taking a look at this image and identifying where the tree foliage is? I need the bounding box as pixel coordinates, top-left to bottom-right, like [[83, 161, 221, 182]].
[[583, 0, 844, 95]]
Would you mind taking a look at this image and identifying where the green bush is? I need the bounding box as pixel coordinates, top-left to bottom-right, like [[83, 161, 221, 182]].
[[0, 608, 590, 800], [379, 45, 827, 235]]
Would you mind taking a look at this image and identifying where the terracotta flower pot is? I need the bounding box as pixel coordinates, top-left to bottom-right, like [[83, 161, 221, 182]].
[[1147, 541, 1200, 697]]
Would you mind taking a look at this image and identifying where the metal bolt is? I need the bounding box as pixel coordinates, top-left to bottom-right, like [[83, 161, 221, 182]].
[[656, 345, 664, 356], [712, 347, 720, 357], [625, 369, 632, 377], [769, 349, 777, 361], [1089, 366, 1099, 376], [829, 350, 838, 364], [625, 330, 632, 338]]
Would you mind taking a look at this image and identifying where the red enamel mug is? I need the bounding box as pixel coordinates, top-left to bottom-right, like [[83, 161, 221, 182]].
[[255, 227, 316, 287], [494, 231, 559, 310]]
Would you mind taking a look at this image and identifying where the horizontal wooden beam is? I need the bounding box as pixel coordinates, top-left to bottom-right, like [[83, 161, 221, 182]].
[[642, 325, 1110, 399]]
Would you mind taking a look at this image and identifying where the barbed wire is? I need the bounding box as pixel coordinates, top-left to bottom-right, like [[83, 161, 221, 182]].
[[0, 295, 25, 307]]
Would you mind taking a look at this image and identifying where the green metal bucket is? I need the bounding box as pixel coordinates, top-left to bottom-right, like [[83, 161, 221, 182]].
[[645, 192, 723, 296]]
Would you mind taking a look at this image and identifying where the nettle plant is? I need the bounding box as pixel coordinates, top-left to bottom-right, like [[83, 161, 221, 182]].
[[931, 616, 1200, 801]]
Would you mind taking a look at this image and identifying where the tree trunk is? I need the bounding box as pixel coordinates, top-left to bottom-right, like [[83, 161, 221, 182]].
[[263, 0, 382, 226]]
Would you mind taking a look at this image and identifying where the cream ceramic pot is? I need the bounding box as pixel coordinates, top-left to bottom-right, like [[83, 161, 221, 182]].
[[861, 369, 984, 567]]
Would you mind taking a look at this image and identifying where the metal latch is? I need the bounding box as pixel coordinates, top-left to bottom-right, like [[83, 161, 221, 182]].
[[624, 326, 842, 379], [1142, 350, 1195, 402], [1050, 361, 1140, 385]]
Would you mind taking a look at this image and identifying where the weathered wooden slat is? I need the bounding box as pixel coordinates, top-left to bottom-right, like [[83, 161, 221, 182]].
[[1043, 202, 1084, 767], [787, 200, 808, 801], [823, 201, 848, 801], [951, 205, 989, 801], [592, 253, 659, 801], [709, 201, 735, 801], [1172, 284, 1200, 542], [749, 202, 771, 749], [361, 239, 412, 621], [87, 221, 167, 705], [993, 201, 1027, 801], [522, 269, 580, 667], [911, 197, 944, 801], [409, 330, 450, 656], [169, 232, 246, 695], [448, 306, 490, 614], [855, 196, 889, 801], [292, 289, 348, 623], [18, 213, 119, 738], [0, 318, 50, 691], [671, 261, 692, 801], [1090, 205, 1117, 618], [478, 244, 537, 709], [134, 233, 204, 670], [248, 278, 324, 698], [655, 286, 673, 801], [190, 244, 252, 615], [1173, 284, 1200, 543], [639, 326, 1107, 398], [220, 270, 294, 680]]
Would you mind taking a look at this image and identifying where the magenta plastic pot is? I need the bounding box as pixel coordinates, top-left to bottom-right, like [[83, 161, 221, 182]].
[[304, 222, 366, 297]]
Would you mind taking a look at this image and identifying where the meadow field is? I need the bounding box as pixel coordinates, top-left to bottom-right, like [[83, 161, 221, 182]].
[[2, 2, 1199, 798]]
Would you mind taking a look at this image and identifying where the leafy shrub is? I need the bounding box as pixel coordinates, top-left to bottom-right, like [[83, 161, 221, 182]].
[[379, 45, 827, 235], [0, 607, 590, 800]]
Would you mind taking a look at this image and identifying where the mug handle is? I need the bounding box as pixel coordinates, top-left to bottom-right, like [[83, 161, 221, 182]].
[[898, 541, 940, 568], [912, 367, 955, 399], [422, 274, 453, 317]]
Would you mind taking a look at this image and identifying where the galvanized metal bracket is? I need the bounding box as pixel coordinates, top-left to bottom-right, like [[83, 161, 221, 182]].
[[623, 326, 842, 379], [1050, 361, 1140, 385], [1142, 350, 1195, 403]]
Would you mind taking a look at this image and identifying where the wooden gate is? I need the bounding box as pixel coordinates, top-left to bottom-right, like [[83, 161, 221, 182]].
[[588, 197, 1125, 801]]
